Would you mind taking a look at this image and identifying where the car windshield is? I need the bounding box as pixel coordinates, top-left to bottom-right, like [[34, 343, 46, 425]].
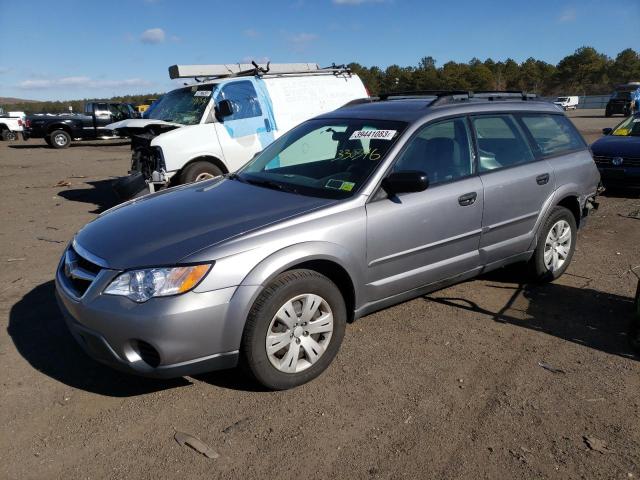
[[146, 85, 214, 125], [556, 97, 568, 102], [237, 118, 407, 198], [611, 115, 640, 136], [612, 91, 631, 100]]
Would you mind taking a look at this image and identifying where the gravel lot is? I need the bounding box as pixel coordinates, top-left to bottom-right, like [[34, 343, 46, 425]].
[[1, 109, 638, 479]]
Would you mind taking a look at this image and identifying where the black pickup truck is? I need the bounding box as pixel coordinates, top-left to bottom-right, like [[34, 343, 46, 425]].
[[23, 102, 138, 148]]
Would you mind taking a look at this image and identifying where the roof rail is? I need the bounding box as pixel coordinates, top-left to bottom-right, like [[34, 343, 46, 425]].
[[168, 62, 351, 80], [377, 90, 537, 106]]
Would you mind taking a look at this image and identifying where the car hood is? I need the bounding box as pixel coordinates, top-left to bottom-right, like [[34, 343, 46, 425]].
[[107, 118, 184, 130], [74, 178, 335, 269], [591, 135, 640, 157]]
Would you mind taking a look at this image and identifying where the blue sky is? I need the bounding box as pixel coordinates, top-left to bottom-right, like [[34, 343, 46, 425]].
[[0, 0, 636, 101]]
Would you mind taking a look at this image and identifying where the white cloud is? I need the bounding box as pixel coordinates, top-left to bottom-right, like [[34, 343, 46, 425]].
[[18, 76, 154, 90], [332, 0, 387, 4], [243, 28, 260, 38], [286, 32, 318, 52], [558, 7, 576, 22], [140, 28, 166, 44]]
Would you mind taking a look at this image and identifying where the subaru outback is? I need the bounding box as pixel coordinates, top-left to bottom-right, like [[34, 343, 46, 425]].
[[56, 91, 600, 390]]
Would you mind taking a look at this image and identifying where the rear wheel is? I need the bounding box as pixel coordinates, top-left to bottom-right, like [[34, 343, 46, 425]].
[[1, 130, 16, 141], [529, 206, 577, 282], [179, 161, 223, 184], [240, 269, 346, 390], [49, 130, 71, 149]]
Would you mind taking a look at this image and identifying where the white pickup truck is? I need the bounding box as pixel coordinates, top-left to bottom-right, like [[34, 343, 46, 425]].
[[109, 62, 368, 198], [0, 111, 25, 141]]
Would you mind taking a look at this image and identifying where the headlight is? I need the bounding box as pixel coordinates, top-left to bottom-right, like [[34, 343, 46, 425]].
[[104, 264, 211, 302]]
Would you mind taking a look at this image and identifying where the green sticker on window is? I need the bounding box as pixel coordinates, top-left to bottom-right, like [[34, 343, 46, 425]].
[[340, 182, 355, 192]]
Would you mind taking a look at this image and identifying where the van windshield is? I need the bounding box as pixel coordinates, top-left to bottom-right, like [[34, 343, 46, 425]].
[[146, 84, 214, 125], [236, 118, 407, 199], [556, 97, 568, 102]]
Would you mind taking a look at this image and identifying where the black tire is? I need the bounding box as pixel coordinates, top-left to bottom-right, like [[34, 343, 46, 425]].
[[240, 269, 347, 390], [48, 129, 71, 149], [605, 108, 612, 117], [179, 161, 223, 184], [1, 129, 16, 141], [529, 206, 577, 282]]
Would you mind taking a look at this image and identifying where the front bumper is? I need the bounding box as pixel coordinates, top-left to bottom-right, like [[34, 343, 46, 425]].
[[597, 167, 640, 187], [54, 251, 255, 378]]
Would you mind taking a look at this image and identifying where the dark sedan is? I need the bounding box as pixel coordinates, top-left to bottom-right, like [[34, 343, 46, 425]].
[[591, 113, 640, 188]]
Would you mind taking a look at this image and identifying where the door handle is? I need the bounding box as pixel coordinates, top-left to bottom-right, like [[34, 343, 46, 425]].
[[264, 118, 272, 132], [536, 173, 550, 185], [458, 192, 477, 206]]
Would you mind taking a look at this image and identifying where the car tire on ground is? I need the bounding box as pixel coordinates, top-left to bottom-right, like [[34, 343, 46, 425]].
[[48, 130, 71, 149], [44, 136, 53, 147], [240, 269, 347, 390], [529, 206, 577, 282], [1, 130, 17, 141], [179, 161, 223, 184]]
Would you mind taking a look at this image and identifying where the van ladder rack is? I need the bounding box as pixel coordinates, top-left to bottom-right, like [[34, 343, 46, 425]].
[[168, 62, 351, 80]]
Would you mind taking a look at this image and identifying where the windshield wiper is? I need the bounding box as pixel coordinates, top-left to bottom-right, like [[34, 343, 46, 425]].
[[243, 177, 298, 194]]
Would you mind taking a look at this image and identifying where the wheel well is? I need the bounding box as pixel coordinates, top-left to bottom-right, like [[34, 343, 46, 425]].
[[557, 195, 581, 227], [183, 156, 228, 174], [0, 123, 8, 131], [47, 124, 72, 135], [288, 260, 356, 323]]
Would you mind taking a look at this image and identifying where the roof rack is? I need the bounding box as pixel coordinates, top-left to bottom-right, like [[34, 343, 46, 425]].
[[377, 90, 537, 106], [168, 62, 351, 80]]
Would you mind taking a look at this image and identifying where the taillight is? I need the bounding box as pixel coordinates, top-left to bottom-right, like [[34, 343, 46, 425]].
[[18, 119, 23, 126], [25, 119, 31, 128]]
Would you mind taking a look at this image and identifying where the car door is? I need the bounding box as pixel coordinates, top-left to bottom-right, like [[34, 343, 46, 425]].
[[213, 79, 277, 171], [365, 117, 484, 302], [470, 114, 555, 265], [92, 103, 112, 138]]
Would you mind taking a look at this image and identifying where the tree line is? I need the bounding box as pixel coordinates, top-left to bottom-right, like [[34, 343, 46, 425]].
[[349, 47, 640, 97], [4, 46, 640, 114]]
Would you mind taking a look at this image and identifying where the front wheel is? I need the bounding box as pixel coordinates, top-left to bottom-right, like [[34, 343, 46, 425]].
[[49, 130, 71, 149], [241, 270, 347, 390], [179, 161, 223, 184], [529, 206, 577, 282]]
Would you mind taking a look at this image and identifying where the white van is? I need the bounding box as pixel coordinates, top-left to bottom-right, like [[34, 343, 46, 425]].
[[110, 63, 368, 197], [553, 96, 579, 110]]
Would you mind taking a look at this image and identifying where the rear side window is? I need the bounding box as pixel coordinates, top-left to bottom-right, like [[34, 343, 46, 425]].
[[471, 115, 535, 172], [215, 81, 262, 121], [520, 114, 585, 156]]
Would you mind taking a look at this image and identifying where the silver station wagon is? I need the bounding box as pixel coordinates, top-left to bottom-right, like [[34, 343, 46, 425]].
[[56, 91, 600, 390]]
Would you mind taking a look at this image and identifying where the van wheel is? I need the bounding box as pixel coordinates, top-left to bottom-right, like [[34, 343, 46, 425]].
[[179, 161, 223, 184], [1, 130, 16, 141], [605, 108, 612, 117], [529, 206, 577, 282], [49, 130, 71, 148], [240, 269, 346, 390]]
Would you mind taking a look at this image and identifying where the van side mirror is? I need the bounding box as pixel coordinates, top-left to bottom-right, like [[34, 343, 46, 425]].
[[602, 127, 612, 135], [382, 171, 429, 195], [216, 99, 234, 120]]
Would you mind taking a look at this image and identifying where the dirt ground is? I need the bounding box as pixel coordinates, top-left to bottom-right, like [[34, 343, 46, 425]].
[[0, 109, 638, 479]]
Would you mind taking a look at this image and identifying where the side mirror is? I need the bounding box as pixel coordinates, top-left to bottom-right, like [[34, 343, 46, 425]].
[[602, 127, 612, 135], [216, 99, 234, 119], [382, 171, 429, 195]]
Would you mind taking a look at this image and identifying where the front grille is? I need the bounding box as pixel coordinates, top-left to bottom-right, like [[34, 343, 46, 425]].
[[593, 155, 640, 167], [61, 245, 101, 298], [135, 340, 161, 367]]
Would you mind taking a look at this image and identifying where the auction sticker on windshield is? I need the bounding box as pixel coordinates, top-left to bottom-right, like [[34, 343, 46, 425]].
[[349, 129, 397, 141], [194, 90, 212, 97]]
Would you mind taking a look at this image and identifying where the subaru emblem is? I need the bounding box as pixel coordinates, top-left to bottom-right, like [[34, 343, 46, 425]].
[[612, 157, 623, 166]]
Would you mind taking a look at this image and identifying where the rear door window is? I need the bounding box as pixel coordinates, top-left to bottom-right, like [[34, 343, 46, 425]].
[[519, 114, 585, 156], [471, 115, 535, 172]]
